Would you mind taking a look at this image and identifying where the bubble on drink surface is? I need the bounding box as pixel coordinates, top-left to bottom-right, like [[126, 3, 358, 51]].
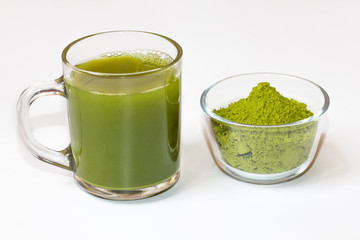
[[101, 49, 174, 67]]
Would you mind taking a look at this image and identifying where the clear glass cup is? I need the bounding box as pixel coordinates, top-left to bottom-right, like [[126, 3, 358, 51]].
[[200, 73, 329, 184], [17, 31, 182, 200]]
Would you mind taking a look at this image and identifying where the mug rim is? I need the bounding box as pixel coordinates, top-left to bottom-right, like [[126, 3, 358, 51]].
[[200, 72, 330, 128], [61, 30, 183, 77]]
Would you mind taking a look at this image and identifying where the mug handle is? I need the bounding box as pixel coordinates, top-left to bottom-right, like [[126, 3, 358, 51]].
[[17, 77, 73, 171]]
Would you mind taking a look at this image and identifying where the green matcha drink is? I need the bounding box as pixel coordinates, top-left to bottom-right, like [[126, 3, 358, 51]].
[[65, 51, 180, 190]]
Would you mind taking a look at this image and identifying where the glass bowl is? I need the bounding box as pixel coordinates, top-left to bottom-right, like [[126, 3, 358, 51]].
[[200, 73, 330, 184]]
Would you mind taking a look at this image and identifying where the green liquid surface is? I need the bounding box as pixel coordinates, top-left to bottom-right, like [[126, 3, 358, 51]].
[[65, 53, 180, 189]]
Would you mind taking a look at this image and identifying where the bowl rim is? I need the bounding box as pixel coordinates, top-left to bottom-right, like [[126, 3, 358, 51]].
[[200, 72, 330, 128]]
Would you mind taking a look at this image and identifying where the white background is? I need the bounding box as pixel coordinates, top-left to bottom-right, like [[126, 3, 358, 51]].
[[2, 0, 360, 239]]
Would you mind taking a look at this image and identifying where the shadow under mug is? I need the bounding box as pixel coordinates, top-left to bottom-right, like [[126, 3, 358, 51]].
[[17, 31, 182, 200]]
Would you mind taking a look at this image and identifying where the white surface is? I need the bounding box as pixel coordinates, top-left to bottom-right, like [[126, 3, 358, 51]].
[[2, 0, 360, 239]]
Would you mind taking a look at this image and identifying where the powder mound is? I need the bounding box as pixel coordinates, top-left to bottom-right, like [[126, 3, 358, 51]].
[[214, 82, 313, 125]]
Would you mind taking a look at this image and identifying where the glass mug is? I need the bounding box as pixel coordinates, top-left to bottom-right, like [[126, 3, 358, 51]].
[[17, 31, 182, 200]]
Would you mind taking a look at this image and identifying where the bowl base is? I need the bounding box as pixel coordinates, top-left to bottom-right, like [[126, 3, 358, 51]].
[[214, 156, 315, 184]]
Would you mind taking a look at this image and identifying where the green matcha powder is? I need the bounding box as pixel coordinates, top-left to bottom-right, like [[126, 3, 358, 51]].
[[212, 82, 318, 174]]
